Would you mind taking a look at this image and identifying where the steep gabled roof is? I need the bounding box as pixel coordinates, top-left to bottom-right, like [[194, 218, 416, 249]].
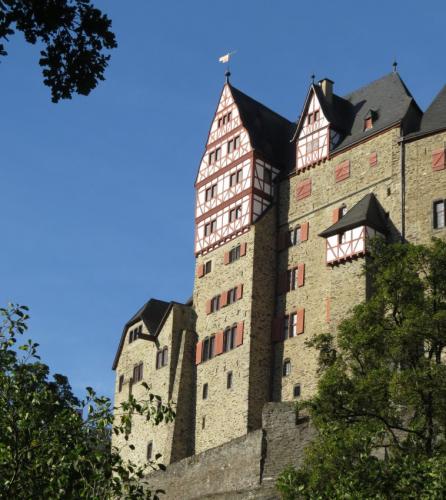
[[336, 72, 420, 150], [409, 84, 446, 137], [319, 193, 389, 238], [229, 84, 295, 168], [112, 298, 170, 370]]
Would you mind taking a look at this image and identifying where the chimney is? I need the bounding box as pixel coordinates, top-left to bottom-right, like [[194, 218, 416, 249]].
[[319, 78, 334, 104]]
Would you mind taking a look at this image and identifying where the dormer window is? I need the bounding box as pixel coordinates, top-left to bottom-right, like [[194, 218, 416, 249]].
[[364, 110, 377, 131]]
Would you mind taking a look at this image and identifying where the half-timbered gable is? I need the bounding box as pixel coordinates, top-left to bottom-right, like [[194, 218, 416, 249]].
[[195, 83, 294, 255]]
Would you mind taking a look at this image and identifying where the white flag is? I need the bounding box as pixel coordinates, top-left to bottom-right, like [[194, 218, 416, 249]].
[[219, 53, 231, 64]]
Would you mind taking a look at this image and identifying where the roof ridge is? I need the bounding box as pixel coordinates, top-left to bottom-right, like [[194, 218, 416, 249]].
[[342, 72, 405, 100], [229, 84, 294, 125]]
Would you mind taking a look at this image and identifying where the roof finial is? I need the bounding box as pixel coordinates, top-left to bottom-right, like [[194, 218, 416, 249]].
[[219, 51, 237, 84], [392, 59, 398, 73], [311, 73, 315, 85]]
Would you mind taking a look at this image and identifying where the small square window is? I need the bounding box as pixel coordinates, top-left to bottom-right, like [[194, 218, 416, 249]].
[[202, 383, 208, 400], [293, 384, 301, 398], [227, 371, 233, 389]]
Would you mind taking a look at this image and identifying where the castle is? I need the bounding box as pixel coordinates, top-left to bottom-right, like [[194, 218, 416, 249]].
[[112, 69, 446, 476]]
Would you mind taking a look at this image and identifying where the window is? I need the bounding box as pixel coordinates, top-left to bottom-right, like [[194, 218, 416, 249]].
[[229, 245, 241, 263], [204, 260, 212, 275], [205, 184, 217, 201], [133, 362, 143, 383], [210, 295, 220, 313], [128, 324, 142, 344], [234, 135, 240, 149], [364, 117, 373, 130], [341, 205, 347, 217], [227, 371, 233, 389], [118, 375, 124, 392], [433, 200, 445, 229], [287, 268, 297, 291], [227, 136, 240, 154], [218, 117, 222, 128], [224, 325, 236, 352], [156, 347, 168, 369], [287, 226, 301, 247], [227, 287, 237, 305], [219, 111, 232, 127], [202, 335, 215, 362], [202, 383, 208, 400], [314, 110, 320, 122], [208, 147, 221, 165], [306, 138, 319, 154], [204, 219, 217, 236], [147, 441, 153, 461], [230, 169, 242, 187], [283, 314, 297, 340], [293, 384, 301, 398], [229, 206, 241, 222], [202, 416, 206, 429], [282, 359, 291, 377]]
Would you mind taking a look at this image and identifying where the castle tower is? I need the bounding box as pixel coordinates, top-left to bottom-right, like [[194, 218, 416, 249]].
[[192, 81, 294, 453]]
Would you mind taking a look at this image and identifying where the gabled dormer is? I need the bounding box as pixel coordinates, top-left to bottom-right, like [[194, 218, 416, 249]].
[[292, 79, 345, 172], [319, 193, 389, 265]]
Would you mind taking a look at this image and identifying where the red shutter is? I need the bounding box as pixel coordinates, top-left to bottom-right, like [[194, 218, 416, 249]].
[[369, 152, 378, 167], [300, 222, 309, 242], [325, 297, 331, 323], [215, 331, 224, 355], [235, 322, 244, 347], [272, 317, 284, 342], [197, 264, 205, 278], [335, 160, 350, 182], [195, 341, 203, 365], [332, 208, 341, 223], [220, 291, 228, 307], [278, 272, 288, 294], [205, 299, 212, 315], [297, 264, 305, 287], [240, 243, 247, 256], [432, 149, 445, 171], [297, 309, 305, 334], [236, 284, 243, 301], [296, 178, 312, 201], [223, 252, 230, 265]]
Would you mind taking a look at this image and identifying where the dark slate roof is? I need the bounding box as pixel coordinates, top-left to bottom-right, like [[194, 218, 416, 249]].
[[229, 84, 295, 168], [112, 298, 170, 370], [290, 73, 421, 163], [408, 84, 446, 138], [319, 193, 389, 238]]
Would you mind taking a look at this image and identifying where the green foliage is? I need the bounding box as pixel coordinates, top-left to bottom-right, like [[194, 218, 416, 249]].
[[277, 239, 446, 499], [0, 0, 117, 101], [0, 303, 174, 499]]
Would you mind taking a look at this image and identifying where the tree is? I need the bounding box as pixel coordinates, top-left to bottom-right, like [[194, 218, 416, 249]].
[[276, 238, 446, 499], [0, 303, 174, 499], [0, 0, 117, 102]]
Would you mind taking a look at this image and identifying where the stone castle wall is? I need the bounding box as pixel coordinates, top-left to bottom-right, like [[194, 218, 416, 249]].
[[146, 402, 315, 500]]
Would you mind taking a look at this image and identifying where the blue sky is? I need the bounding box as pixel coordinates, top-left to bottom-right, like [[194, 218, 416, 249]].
[[1, 0, 444, 400]]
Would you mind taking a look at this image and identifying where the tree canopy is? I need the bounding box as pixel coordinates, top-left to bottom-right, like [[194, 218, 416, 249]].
[[0, 303, 174, 499], [0, 0, 117, 102], [277, 238, 446, 499]]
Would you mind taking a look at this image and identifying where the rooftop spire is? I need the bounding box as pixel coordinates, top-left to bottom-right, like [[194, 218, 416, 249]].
[[225, 70, 231, 83], [311, 73, 315, 85], [219, 51, 237, 84], [393, 59, 398, 73]]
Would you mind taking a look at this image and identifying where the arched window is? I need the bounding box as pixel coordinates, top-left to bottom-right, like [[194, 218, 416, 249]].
[[282, 359, 291, 377]]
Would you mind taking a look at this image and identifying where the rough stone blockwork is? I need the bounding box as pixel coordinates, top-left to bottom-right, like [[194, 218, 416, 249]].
[[146, 403, 315, 499]]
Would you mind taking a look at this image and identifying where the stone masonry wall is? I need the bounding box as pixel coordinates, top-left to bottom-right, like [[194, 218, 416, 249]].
[[274, 127, 403, 402], [113, 304, 195, 466], [146, 402, 314, 500], [405, 131, 446, 244]]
